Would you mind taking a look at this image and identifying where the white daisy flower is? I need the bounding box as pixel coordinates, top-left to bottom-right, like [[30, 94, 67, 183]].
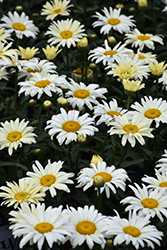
[[45, 108, 98, 145], [0, 178, 45, 209], [41, 0, 73, 20], [93, 99, 127, 126], [128, 49, 157, 64], [108, 113, 154, 147], [18, 72, 63, 99], [0, 118, 37, 156], [121, 183, 167, 222], [104, 210, 163, 249], [1, 11, 39, 39], [131, 96, 167, 128], [142, 168, 167, 190], [65, 78, 107, 111], [155, 149, 167, 172], [10, 203, 74, 250], [18, 58, 57, 80], [125, 28, 163, 50], [67, 205, 109, 249], [0, 66, 9, 80], [0, 54, 23, 71], [159, 71, 167, 89], [106, 55, 150, 81], [26, 159, 74, 197], [0, 41, 18, 62], [45, 18, 86, 48], [92, 7, 135, 35], [0, 27, 12, 43], [76, 161, 129, 198], [88, 39, 132, 66]]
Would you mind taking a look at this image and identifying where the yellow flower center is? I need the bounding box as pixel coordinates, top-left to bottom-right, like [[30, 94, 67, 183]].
[[61, 30, 73, 39], [62, 121, 81, 132], [123, 226, 141, 237], [35, 80, 51, 88], [40, 174, 56, 186], [27, 67, 41, 73], [74, 89, 90, 99], [12, 22, 26, 31], [35, 222, 53, 234], [107, 111, 121, 117], [104, 50, 117, 57], [141, 198, 158, 208], [138, 35, 150, 41], [93, 172, 112, 183], [76, 221, 96, 235], [54, 8, 61, 14], [138, 54, 146, 60], [108, 18, 121, 25], [159, 182, 167, 187], [0, 50, 3, 53], [15, 192, 29, 200], [7, 131, 22, 142], [123, 125, 138, 133], [144, 108, 161, 119]]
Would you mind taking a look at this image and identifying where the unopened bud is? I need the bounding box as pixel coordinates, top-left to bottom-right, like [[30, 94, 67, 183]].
[[57, 97, 68, 105], [77, 134, 86, 143], [15, 6, 23, 11], [115, 3, 124, 9], [138, 0, 148, 8], [29, 99, 36, 106], [93, 176, 104, 188], [77, 37, 88, 50], [107, 36, 116, 45], [90, 155, 103, 167], [89, 63, 97, 69], [34, 148, 42, 155], [43, 100, 52, 109]]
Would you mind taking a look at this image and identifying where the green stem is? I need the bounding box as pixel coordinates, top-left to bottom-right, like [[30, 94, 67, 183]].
[[117, 143, 129, 168], [100, 132, 108, 155], [127, 95, 131, 110]]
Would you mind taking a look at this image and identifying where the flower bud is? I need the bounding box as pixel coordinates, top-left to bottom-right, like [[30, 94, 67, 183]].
[[77, 37, 88, 50], [33, 148, 42, 156], [29, 99, 36, 106], [89, 63, 97, 69], [57, 97, 68, 106], [77, 134, 86, 143], [15, 6, 23, 11], [43, 100, 52, 109], [93, 176, 104, 188], [107, 36, 116, 45], [138, 0, 148, 8], [115, 3, 124, 9], [90, 155, 103, 167]]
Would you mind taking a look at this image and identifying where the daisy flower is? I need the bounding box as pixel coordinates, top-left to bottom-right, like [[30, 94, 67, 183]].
[[121, 183, 167, 222], [142, 168, 167, 190], [65, 78, 107, 111], [159, 71, 167, 90], [0, 54, 23, 71], [45, 108, 98, 145], [0, 27, 12, 42], [108, 113, 154, 147], [76, 161, 129, 198], [122, 79, 145, 93], [131, 96, 167, 128], [18, 72, 63, 99], [93, 99, 127, 126], [26, 159, 74, 197], [155, 149, 167, 171], [107, 55, 150, 81], [1, 11, 39, 39], [0, 118, 37, 156], [10, 203, 73, 250], [41, 0, 73, 20], [88, 40, 132, 66], [125, 28, 163, 50], [45, 18, 86, 48], [0, 66, 9, 80], [92, 7, 135, 35], [104, 210, 163, 249], [42, 44, 62, 60], [18, 58, 57, 80], [0, 178, 45, 209], [0, 41, 18, 62], [128, 49, 157, 64], [67, 205, 109, 249], [149, 60, 167, 77], [71, 67, 93, 83], [18, 46, 39, 60]]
